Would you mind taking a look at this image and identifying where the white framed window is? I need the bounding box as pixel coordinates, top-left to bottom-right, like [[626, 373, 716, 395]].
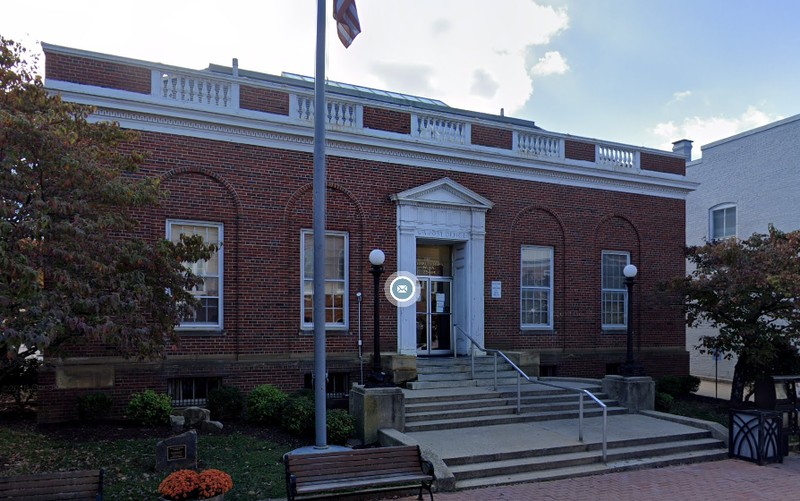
[[601, 251, 629, 330], [167, 220, 223, 330], [521, 246, 553, 329], [301, 230, 348, 330], [710, 204, 736, 240]]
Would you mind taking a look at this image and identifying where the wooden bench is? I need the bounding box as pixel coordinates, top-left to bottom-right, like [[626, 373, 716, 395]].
[[284, 445, 435, 500], [0, 469, 104, 500]]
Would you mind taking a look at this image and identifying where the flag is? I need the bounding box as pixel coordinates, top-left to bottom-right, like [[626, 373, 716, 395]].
[[333, 0, 361, 48]]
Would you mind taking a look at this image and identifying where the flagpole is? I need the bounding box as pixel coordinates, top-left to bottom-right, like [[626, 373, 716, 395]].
[[312, 0, 328, 449]]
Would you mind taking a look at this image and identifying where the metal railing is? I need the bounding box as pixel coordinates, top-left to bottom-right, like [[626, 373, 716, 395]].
[[453, 325, 607, 462]]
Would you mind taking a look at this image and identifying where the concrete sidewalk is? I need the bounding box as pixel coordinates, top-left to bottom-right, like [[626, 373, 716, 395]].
[[390, 454, 800, 500]]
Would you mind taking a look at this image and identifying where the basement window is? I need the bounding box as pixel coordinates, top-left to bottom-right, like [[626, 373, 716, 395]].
[[168, 377, 222, 407], [304, 372, 351, 399]]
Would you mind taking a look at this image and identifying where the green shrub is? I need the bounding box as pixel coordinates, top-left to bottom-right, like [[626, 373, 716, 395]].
[[247, 384, 287, 424], [0, 356, 39, 413], [207, 386, 244, 421], [326, 409, 355, 445], [680, 375, 701, 395], [655, 392, 674, 411], [126, 390, 173, 427], [656, 375, 701, 397], [281, 394, 314, 436], [77, 392, 113, 421]]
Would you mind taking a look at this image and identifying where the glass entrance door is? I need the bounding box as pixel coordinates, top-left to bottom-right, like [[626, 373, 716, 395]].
[[416, 277, 452, 355]]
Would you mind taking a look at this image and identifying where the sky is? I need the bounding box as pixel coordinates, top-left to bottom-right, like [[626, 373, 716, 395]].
[[3, 0, 800, 160]]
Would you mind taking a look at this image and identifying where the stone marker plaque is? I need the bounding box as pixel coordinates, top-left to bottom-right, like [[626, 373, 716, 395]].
[[156, 430, 197, 472]]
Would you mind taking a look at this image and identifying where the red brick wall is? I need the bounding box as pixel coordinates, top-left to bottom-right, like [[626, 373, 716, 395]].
[[565, 140, 596, 162], [471, 124, 513, 150], [37, 127, 689, 421], [44, 51, 150, 94], [240, 86, 290, 115], [363, 107, 411, 134], [640, 152, 685, 175]]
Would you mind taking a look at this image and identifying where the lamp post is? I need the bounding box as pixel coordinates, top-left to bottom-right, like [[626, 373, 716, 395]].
[[367, 249, 385, 386], [621, 264, 644, 376]]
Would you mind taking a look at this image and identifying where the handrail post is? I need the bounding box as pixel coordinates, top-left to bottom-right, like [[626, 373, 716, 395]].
[[493, 353, 498, 390], [516, 373, 521, 414], [578, 393, 584, 442], [602, 407, 608, 463], [470, 345, 475, 379]]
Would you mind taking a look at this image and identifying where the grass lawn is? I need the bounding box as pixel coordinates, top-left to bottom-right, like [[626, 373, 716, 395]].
[[0, 417, 307, 500]]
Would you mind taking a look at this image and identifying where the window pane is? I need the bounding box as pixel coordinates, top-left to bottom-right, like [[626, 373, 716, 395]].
[[522, 287, 551, 322], [522, 247, 551, 287], [725, 207, 736, 236], [602, 254, 627, 289], [602, 291, 625, 325], [303, 233, 314, 278]]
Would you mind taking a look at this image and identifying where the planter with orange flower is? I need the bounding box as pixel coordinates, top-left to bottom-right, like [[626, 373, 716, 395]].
[[158, 468, 233, 501]]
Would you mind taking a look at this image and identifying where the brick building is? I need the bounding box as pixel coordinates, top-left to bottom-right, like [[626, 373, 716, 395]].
[[38, 43, 695, 422]]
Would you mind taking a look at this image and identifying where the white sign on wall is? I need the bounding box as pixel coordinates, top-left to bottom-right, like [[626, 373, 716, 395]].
[[491, 281, 502, 299]]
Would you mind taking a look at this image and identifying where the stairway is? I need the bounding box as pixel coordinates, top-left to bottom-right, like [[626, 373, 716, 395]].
[[448, 427, 728, 489], [401, 356, 728, 489]]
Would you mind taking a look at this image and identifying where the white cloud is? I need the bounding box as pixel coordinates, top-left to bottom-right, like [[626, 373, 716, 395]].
[[652, 106, 783, 154], [470, 69, 500, 98], [1, 0, 569, 116], [531, 51, 569, 76], [668, 90, 692, 105], [333, 0, 570, 114]]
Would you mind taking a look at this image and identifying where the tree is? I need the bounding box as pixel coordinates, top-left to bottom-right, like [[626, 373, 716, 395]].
[[0, 37, 216, 384], [671, 225, 800, 403]]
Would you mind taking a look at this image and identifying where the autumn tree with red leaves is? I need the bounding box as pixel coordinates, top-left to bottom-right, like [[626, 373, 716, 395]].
[[672, 225, 800, 403], [0, 37, 216, 385]]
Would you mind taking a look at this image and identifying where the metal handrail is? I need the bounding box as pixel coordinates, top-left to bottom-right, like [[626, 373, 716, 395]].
[[454, 324, 607, 462]]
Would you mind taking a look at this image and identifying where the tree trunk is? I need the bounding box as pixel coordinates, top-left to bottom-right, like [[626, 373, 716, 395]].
[[730, 354, 748, 404]]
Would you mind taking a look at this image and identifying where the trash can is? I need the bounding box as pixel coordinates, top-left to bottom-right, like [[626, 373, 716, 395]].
[[729, 409, 783, 465]]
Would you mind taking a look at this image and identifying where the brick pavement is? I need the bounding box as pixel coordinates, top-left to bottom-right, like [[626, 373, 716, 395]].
[[390, 455, 800, 500]]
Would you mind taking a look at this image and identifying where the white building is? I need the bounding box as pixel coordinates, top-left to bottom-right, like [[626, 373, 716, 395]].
[[685, 114, 800, 381]]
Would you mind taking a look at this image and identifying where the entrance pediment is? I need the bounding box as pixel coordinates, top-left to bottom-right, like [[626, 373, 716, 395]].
[[391, 177, 493, 211]]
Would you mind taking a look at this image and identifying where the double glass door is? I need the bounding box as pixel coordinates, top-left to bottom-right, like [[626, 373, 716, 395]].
[[416, 277, 452, 355]]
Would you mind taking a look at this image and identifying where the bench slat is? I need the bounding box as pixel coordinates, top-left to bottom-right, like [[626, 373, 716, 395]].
[[294, 465, 424, 485], [297, 473, 433, 494]]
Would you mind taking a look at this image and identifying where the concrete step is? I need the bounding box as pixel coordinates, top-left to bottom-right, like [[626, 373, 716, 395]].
[[519, 400, 619, 413], [407, 378, 521, 390], [448, 434, 716, 470], [406, 397, 508, 413], [406, 395, 618, 419], [406, 379, 480, 390], [405, 405, 516, 423], [454, 446, 728, 489], [403, 390, 500, 405], [403, 406, 628, 432], [417, 370, 521, 381]]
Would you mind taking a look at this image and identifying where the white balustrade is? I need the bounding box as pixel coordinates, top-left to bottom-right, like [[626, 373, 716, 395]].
[[413, 114, 468, 144], [515, 132, 562, 158], [291, 94, 359, 128], [159, 72, 233, 108], [596, 144, 638, 169]]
